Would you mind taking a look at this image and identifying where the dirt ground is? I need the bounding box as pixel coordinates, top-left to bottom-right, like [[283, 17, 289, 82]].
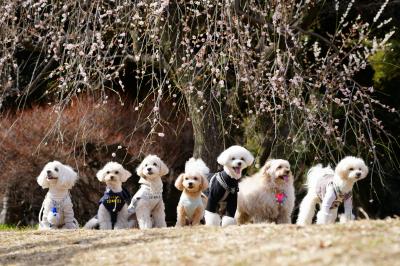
[[0, 219, 399, 266]]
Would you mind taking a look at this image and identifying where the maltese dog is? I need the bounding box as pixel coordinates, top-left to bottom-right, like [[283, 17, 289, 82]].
[[37, 161, 79, 229]]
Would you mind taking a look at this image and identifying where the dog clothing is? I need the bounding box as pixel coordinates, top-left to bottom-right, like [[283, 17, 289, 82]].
[[204, 171, 239, 218], [99, 188, 131, 228], [38, 192, 78, 229], [179, 193, 203, 220], [316, 173, 352, 210], [128, 182, 163, 214]]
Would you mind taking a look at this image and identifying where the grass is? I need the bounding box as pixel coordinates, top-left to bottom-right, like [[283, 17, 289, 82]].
[[0, 219, 399, 266], [0, 224, 37, 231]]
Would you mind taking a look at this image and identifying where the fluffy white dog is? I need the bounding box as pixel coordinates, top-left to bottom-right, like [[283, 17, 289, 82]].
[[128, 155, 169, 229], [204, 145, 254, 226], [175, 158, 209, 226], [37, 161, 79, 230], [237, 159, 295, 224], [94, 162, 132, 230], [296, 156, 368, 225]]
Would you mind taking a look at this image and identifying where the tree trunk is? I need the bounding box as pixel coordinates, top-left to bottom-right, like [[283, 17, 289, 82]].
[[185, 90, 225, 172]]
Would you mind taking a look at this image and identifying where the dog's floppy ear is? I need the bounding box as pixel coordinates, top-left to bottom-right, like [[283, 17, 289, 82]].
[[201, 175, 209, 190], [263, 159, 274, 172], [136, 159, 146, 178], [217, 149, 230, 165], [96, 166, 107, 182], [174, 174, 185, 191], [335, 158, 349, 180], [58, 163, 78, 189], [360, 160, 369, 178], [158, 158, 169, 177], [244, 151, 255, 166], [37, 163, 50, 189], [120, 167, 132, 183]]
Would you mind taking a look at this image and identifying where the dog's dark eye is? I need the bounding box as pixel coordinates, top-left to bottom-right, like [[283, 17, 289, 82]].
[[145, 164, 148, 167], [185, 177, 188, 180], [106, 171, 110, 174], [349, 168, 354, 171], [241, 157, 244, 160], [193, 177, 198, 180], [115, 171, 119, 174], [232, 157, 235, 160], [54, 167, 59, 172], [153, 163, 157, 166], [277, 166, 282, 169]]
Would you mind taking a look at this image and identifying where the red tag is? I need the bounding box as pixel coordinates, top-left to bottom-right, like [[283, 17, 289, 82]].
[[275, 193, 286, 204]]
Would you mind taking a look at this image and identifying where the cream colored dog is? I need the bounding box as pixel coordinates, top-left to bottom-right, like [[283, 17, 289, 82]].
[[128, 155, 169, 229], [236, 159, 295, 224], [37, 161, 79, 230], [296, 156, 368, 225], [175, 158, 209, 226]]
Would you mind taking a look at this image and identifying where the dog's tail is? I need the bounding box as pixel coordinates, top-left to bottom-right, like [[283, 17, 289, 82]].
[[83, 216, 99, 229], [305, 164, 334, 189]]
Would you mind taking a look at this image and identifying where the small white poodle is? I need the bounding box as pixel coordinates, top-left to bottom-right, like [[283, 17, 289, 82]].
[[204, 145, 254, 226], [93, 162, 132, 230], [128, 155, 169, 229], [296, 156, 369, 225], [37, 161, 79, 230], [237, 159, 295, 224], [175, 158, 209, 226]]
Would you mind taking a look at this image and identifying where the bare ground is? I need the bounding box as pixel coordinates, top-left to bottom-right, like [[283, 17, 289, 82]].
[[1, 219, 399, 266]]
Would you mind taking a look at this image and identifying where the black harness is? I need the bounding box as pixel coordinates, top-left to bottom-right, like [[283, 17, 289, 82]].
[[204, 171, 239, 218], [99, 188, 131, 228]]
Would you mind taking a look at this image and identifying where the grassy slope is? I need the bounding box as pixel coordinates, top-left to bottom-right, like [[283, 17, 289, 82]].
[[0, 219, 399, 266]]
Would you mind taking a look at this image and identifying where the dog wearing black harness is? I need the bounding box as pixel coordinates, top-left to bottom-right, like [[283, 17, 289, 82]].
[[85, 162, 132, 230], [204, 145, 254, 226]]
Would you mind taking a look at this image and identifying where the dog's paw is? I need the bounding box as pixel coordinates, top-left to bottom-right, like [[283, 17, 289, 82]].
[[316, 211, 334, 224], [204, 211, 221, 226], [221, 216, 236, 227], [339, 213, 355, 223]]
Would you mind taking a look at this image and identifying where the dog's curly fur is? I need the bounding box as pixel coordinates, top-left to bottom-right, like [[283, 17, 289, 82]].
[[94, 162, 132, 230], [128, 155, 169, 229], [175, 158, 209, 226], [296, 156, 369, 225], [37, 161, 78, 230], [236, 159, 295, 224]]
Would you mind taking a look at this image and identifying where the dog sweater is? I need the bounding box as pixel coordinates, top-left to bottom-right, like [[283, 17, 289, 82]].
[[128, 180, 163, 214], [179, 193, 203, 220], [99, 188, 131, 228], [204, 171, 239, 218], [316, 174, 352, 210]]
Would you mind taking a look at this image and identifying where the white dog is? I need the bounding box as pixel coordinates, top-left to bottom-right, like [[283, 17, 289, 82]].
[[128, 155, 169, 229], [37, 161, 79, 230], [175, 158, 209, 226], [204, 145, 254, 226], [237, 159, 295, 224], [296, 156, 369, 225], [93, 162, 132, 230]]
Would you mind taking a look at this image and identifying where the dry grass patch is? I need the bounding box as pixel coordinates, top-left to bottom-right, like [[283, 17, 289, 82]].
[[0, 219, 399, 266]]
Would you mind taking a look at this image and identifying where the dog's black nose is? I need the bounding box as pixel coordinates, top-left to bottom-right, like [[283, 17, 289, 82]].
[[285, 170, 290, 174], [356, 172, 361, 178], [237, 162, 242, 166], [46, 170, 51, 174], [147, 167, 152, 171], [110, 175, 114, 180]]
